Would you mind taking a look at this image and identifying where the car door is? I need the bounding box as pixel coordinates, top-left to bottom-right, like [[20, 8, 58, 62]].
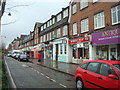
[[93, 63, 119, 89], [83, 62, 101, 88]]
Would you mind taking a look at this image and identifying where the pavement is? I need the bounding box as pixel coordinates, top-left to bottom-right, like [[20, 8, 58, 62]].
[[29, 58, 82, 76]]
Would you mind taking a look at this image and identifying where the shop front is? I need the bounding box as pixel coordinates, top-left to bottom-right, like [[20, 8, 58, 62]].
[[38, 43, 45, 60], [45, 44, 53, 60], [68, 36, 91, 64], [50, 37, 69, 63], [92, 27, 120, 61]]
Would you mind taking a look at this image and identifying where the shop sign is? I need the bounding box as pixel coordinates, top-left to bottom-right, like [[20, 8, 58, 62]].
[[68, 37, 89, 44], [92, 28, 120, 46]]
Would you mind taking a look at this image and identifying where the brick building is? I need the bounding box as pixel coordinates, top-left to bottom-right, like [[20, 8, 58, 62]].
[[68, 0, 120, 63]]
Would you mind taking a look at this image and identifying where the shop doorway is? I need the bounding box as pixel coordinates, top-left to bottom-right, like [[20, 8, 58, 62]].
[[56, 44, 58, 62]]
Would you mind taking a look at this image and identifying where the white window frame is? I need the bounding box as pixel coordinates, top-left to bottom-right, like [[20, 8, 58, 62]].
[[49, 32, 51, 40], [63, 25, 68, 36], [47, 33, 49, 41], [40, 36, 43, 42], [52, 18, 55, 24], [57, 28, 61, 38], [111, 5, 120, 25], [47, 21, 50, 27], [44, 24, 46, 29], [57, 13, 62, 22], [41, 26, 43, 31], [50, 20, 52, 26], [63, 8, 68, 18], [73, 23, 77, 35], [80, 0, 88, 10], [44, 35, 46, 42], [81, 18, 89, 33], [94, 12, 105, 29], [72, 4, 76, 14]]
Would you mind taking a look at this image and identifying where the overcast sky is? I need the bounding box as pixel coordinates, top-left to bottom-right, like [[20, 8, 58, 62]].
[[1, 0, 70, 48]]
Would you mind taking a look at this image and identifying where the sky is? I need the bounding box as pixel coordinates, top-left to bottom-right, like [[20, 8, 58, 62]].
[[1, 0, 70, 48]]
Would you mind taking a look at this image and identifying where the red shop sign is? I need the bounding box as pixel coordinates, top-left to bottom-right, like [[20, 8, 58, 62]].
[[68, 37, 89, 44]]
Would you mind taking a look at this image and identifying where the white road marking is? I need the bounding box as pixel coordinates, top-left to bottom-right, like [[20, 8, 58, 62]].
[[37, 71, 39, 73], [45, 76, 50, 79], [50, 79, 56, 82], [59, 84, 67, 88], [41, 73, 44, 76], [22, 64, 28, 67]]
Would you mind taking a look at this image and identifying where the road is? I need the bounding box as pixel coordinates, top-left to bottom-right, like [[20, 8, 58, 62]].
[[4, 56, 76, 89]]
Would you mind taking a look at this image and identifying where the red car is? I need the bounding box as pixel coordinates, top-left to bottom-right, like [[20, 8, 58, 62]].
[[74, 60, 120, 90]]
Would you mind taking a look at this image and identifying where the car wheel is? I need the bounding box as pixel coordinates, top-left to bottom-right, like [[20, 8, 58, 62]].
[[76, 78, 84, 90]]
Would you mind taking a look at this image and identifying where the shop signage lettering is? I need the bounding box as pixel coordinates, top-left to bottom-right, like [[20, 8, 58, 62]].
[[102, 29, 119, 37], [68, 37, 89, 44], [92, 28, 120, 46]]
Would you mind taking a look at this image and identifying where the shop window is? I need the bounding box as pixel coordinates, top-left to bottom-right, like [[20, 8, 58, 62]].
[[96, 46, 108, 60]]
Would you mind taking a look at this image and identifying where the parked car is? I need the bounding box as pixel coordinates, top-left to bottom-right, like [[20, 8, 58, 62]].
[[74, 60, 120, 89], [15, 53, 21, 59], [18, 54, 29, 62]]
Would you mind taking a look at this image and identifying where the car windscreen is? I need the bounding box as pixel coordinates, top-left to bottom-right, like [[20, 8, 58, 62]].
[[113, 64, 120, 72], [20, 55, 27, 58]]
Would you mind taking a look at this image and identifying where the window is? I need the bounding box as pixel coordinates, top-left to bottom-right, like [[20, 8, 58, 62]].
[[80, 0, 88, 10], [40, 36, 43, 42], [52, 18, 55, 24], [52, 31, 55, 39], [63, 8, 68, 18], [57, 28, 60, 38], [64, 44, 67, 54], [100, 64, 116, 76], [41, 26, 43, 31], [80, 63, 88, 69], [63, 25, 68, 36], [50, 20, 52, 26], [47, 21, 50, 27], [86, 62, 100, 73], [73, 23, 77, 35], [72, 4, 76, 14], [111, 5, 120, 25], [60, 44, 62, 54], [81, 18, 89, 33], [57, 13, 61, 22], [93, 0, 99, 3], [47, 34, 49, 41], [94, 12, 105, 29], [44, 24, 46, 29], [49, 32, 51, 40], [44, 35, 46, 42]]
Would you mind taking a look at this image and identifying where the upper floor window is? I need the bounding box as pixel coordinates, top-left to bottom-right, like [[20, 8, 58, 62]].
[[41, 26, 43, 31], [94, 12, 105, 29], [44, 35, 46, 42], [63, 8, 68, 18], [40, 36, 43, 43], [81, 18, 89, 33], [47, 33, 49, 41], [93, 0, 99, 3], [80, 0, 88, 10], [47, 21, 50, 27], [73, 23, 77, 35], [72, 4, 76, 14], [52, 18, 55, 24], [57, 13, 61, 22], [49, 32, 51, 40], [111, 5, 120, 25], [44, 24, 46, 29], [63, 25, 68, 36], [50, 20, 52, 26], [57, 28, 61, 38]]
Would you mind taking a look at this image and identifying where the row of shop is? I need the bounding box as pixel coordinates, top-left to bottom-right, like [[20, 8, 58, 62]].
[[20, 27, 120, 64]]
